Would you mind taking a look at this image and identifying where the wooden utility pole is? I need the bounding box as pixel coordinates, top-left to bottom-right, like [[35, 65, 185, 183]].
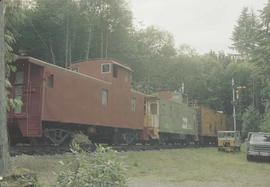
[[0, 0, 10, 176], [232, 78, 237, 132]]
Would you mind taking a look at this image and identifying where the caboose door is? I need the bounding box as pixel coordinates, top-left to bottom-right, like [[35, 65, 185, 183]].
[[26, 63, 44, 137], [144, 98, 160, 140], [149, 101, 159, 128], [10, 61, 44, 137]]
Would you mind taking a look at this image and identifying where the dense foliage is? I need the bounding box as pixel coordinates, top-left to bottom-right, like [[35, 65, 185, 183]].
[[0, 168, 40, 187], [5, 3, 23, 111], [241, 106, 261, 138], [232, 1, 270, 132], [57, 140, 127, 187]]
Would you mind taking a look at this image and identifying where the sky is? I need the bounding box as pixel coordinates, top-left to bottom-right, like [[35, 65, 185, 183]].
[[129, 0, 268, 54]]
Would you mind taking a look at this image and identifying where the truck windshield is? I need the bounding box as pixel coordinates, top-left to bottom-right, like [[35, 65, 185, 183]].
[[218, 133, 225, 138], [218, 132, 235, 138], [251, 134, 270, 143]]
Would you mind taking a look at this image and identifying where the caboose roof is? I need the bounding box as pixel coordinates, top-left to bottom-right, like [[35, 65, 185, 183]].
[[15, 56, 111, 85]]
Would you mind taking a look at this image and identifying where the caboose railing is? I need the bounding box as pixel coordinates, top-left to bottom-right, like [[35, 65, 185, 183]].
[[8, 85, 29, 118]]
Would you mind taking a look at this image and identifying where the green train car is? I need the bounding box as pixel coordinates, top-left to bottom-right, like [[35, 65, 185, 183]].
[[155, 92, 198, 144]]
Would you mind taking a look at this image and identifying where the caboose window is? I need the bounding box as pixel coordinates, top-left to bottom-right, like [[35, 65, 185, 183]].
[[15, 71, 24, 84], [101, 64, 110, 73], [131, 97, 136, 112], [47, 74, 54, 88], [101, 89, 108, 106], [150, 103, 157, 115]]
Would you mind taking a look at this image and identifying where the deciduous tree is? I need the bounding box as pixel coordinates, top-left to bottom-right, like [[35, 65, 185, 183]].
[[0, 0, 10, 176]]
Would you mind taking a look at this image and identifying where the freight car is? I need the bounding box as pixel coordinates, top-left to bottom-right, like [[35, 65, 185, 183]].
[[143, 91, 232, 145], [8, 56, 145, 145], [152, 92, 197, 144], [197, 106, 232, 145]]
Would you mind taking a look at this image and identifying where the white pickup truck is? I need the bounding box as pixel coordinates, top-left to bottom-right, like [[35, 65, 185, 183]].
[[246, 132, 270, 161]]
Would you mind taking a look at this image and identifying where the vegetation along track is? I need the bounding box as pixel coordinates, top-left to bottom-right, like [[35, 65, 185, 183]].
[[10, 143, 217, 156]]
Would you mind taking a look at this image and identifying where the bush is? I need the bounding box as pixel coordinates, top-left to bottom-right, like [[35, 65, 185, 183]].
[[70, 133, 95, 152], [57, 143, 127, 187], [260, 113, 270, 132], [0, 168, 40, 187]]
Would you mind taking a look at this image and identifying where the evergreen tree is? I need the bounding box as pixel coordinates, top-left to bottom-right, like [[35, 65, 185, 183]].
[[232, 7, 259, 59]]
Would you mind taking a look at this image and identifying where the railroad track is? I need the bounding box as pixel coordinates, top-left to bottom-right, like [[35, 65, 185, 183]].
[[10, 145, 71, 156], [10, 143, 216, 156]]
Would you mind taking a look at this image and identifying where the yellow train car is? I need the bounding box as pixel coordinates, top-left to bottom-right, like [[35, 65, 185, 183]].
[[198, 106, 232, 145]]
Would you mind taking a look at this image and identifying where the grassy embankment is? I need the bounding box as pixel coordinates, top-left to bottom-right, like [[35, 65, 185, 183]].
[[12, 146, 270, 187]]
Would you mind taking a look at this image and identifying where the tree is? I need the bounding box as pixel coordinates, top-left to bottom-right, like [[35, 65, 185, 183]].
[[8, 0, 134, 67], [177, 44, 198, 57], [261, 113, 270, 132], [230, 1, 270, 134], [0, 0, 10, 176], [247, 1, 270, 79], [232, 7, 259, 59], [242, 105, 261, 138]]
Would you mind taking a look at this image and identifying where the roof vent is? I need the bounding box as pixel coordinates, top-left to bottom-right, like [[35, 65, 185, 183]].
[[18, 49, 29, 56]]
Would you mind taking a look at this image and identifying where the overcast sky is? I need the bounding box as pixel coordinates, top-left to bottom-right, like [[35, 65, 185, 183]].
[[129, 0, 267, 54]]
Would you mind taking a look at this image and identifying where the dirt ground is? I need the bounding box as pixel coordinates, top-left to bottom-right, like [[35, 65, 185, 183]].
[[11, 146, 270, 187]]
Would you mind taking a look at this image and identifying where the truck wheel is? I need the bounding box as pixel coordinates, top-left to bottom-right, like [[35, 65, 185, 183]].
[[247, 155, 252, 161]]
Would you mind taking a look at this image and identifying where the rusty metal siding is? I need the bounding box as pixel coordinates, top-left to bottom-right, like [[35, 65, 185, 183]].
[[9, 57, 145, 138], [200, 106, 227, 137], [130, 91, 145, 129], [42, 59, 143, 130]]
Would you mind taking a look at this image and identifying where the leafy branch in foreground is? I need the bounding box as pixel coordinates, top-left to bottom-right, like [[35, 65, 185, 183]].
[[57, 134, 127, 187]]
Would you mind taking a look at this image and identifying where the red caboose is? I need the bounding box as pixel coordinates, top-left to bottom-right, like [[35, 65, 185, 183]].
[[8, 56, 145, 145]]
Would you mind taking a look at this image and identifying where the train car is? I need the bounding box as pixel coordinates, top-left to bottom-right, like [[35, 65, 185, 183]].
[[197, 106, 230, 145], [144, 91, 198, 144], [8, 56, 145, 145], [143, 91, 232, 145]]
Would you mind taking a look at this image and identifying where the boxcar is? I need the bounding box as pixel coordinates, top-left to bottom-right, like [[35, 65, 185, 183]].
[[8, 56, 145, 145], [147, 92, 198, 144], [197, 106, 229, 145]]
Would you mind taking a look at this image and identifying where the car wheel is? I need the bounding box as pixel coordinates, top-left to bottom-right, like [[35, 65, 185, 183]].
[[247, 155, 252, 161]]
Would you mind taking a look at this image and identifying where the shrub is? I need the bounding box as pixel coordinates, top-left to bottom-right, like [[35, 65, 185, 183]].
[[57, 142, 127, 187], [260, 113, 270, 132], [70, 133, 95, 152], [0, 168, 40, 187]]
